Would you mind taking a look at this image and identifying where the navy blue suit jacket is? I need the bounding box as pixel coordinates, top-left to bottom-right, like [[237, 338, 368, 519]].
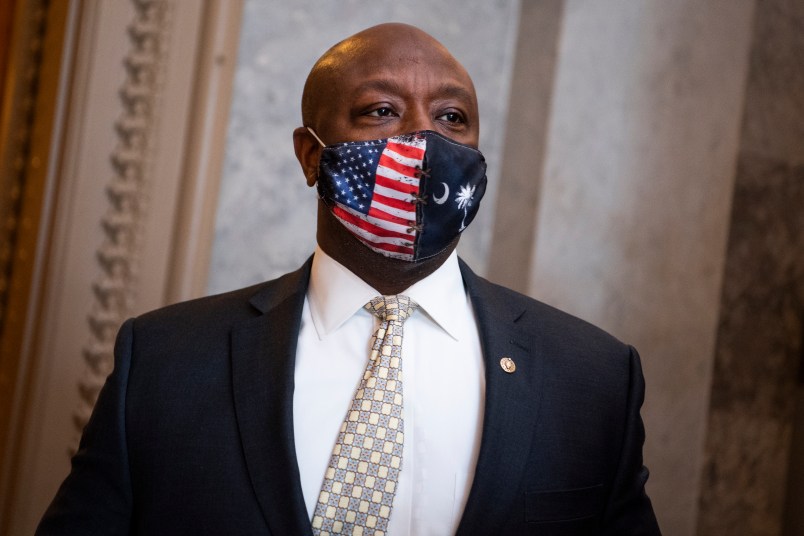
[[38, 258, 660, 535]]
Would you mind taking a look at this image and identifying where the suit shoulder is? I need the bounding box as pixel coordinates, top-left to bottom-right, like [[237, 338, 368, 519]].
[[135, 281, 265, 330], [133, 263, 310, 334], [518, 287, 625, 351]]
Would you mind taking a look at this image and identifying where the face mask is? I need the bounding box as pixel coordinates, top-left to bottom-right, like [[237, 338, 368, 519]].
[[309, 128, 487, 262]]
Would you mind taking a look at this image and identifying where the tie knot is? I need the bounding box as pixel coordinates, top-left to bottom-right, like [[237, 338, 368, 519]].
[[365, 294, 418, 323]]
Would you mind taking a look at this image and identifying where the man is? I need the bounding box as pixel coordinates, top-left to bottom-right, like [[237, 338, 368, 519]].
[[38, 23, 660, 535]]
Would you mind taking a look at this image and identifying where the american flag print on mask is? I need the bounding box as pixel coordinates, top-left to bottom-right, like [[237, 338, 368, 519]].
[[317, 133, 427, 261], [316, 129, 488, 262]]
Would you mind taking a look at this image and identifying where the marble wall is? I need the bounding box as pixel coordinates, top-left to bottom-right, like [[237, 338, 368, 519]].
[[697, 0, 804, 533], [524, 2, 756, 534], [207, 0, 520, 294]]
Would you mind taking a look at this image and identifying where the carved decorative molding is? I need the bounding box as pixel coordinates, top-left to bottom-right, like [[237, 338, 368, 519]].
[[74, 0, 172, 441]]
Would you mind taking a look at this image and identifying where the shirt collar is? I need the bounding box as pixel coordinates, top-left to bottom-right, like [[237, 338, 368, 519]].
[[307, 246, 466, 340]]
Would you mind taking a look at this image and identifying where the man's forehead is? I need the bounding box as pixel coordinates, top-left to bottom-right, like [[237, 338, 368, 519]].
[[301, 23, 478, 126], [327, 36, 474, 92]]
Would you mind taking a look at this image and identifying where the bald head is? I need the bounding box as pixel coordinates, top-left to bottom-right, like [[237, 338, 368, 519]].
[[299, 23, 479, 146]]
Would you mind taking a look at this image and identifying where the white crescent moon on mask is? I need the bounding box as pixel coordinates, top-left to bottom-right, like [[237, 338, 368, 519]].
[[433, 182, 449, 205]]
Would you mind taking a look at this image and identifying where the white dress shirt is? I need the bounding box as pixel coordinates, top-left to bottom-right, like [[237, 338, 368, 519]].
[[293, 246, 485, 535]]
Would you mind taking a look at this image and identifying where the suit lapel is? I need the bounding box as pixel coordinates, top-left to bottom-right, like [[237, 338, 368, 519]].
[[455, 261, 546, 535], [231, 260, 314, 535]]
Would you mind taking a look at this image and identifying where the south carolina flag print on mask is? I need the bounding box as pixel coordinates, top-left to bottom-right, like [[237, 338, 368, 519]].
[[314, 129, 488, 262]]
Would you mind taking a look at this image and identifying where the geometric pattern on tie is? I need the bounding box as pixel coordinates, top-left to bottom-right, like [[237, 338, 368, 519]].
[[311, 295, 418, 536]]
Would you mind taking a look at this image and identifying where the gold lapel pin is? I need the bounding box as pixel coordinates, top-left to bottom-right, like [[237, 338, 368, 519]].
[[499, 357, 516, 373]]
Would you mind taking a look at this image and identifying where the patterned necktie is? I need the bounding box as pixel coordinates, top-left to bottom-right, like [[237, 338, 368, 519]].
[[312, 295, 418, 536]]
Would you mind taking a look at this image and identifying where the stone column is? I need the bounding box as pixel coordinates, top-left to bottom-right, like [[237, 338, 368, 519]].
[[523, 2, 756, 534], [487, 0, 564, 293]]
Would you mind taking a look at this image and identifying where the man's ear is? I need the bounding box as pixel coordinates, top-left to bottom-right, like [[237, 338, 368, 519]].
[[293, 127, 322, 187]]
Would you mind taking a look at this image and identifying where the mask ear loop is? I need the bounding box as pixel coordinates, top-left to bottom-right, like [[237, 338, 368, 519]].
[[306, 126, 327, 148], [306, 126, 326, 195]]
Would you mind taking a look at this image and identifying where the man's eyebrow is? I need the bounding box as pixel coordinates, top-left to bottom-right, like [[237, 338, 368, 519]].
[[352, 79, 476, 104], [352, 78, 406, 96], [432, 83, 476, 105]]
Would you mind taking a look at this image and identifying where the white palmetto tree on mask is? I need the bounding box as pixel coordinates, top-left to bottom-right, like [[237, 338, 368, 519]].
[[455, 184, 476, 231]]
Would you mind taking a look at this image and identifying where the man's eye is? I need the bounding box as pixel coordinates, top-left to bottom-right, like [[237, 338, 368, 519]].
[[437, 112, 464, 123], [366, 107, 396, 117]]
